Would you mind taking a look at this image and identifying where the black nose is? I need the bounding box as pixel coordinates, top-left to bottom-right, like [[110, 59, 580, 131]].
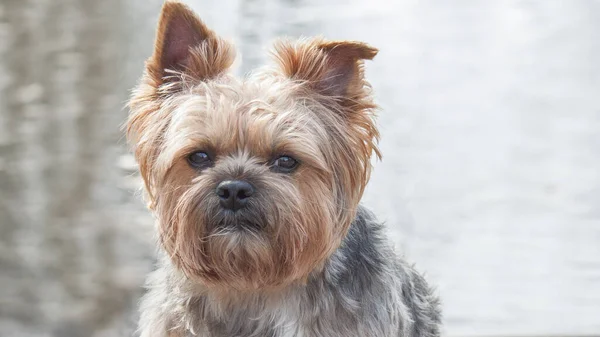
[[215, 180, 255, 211]]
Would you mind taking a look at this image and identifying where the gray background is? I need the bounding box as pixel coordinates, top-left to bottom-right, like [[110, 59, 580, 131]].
[[0, 0, 599, 336]]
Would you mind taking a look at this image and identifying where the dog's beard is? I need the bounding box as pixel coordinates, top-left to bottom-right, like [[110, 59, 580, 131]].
[[198, 204, 276, 289], [156, 182, 338, 291]]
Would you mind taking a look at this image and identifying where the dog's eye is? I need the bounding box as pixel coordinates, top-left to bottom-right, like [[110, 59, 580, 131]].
[[272, 155, 299, 173], [188, 151, 212, 169]]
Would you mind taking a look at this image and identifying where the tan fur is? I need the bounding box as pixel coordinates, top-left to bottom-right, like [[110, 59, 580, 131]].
[[127, 0, 380, 293]]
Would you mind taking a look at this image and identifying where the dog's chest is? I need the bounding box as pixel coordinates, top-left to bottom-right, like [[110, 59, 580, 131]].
[[191, 298, 309, 337]]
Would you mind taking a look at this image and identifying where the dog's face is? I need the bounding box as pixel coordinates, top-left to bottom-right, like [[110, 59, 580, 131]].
[[128, 1, 380, 290]]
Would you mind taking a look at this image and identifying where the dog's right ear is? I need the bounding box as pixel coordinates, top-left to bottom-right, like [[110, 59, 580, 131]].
[[146, 1, 235, 92]]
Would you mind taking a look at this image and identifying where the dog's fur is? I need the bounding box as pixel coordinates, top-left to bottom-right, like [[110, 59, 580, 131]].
[[127, 1, 441, 336]]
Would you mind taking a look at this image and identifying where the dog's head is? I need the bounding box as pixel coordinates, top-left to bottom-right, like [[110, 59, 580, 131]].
[[127, 1, 380, 290]]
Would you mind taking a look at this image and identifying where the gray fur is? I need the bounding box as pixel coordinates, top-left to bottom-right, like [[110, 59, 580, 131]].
[[138, 206, 441, 337]]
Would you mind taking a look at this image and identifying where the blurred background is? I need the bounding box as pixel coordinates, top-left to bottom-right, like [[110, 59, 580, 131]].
[[0, 0, 599, 336]]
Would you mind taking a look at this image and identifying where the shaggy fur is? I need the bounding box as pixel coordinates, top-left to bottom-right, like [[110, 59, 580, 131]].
[[127, 1, 441, 336], [139, 207, 441, 337]]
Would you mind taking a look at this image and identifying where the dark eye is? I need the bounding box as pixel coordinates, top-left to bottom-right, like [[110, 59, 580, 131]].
[[272, 155, 299, 173], [188, 151, 212, 169]]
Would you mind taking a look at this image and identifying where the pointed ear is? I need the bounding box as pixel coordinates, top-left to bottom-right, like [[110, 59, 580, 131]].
[[146, 1, 235, 90], [272, 38, 378, 101]]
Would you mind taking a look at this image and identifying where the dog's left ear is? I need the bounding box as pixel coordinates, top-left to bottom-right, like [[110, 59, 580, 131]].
[[272, 39, 378, 104], [146, 1, 235, 91]]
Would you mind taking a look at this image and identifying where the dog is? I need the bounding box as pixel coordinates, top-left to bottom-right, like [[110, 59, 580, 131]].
[[126, 1, 442, 336]]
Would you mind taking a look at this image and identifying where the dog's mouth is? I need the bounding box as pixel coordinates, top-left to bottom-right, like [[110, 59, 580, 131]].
[[206, 208, 268, 234]]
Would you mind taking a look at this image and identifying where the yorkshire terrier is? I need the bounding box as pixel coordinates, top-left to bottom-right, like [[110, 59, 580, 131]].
[[127, 1, 441, 336]]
